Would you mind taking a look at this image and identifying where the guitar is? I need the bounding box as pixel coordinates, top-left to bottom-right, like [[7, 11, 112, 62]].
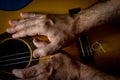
[[0, 0, 97, 79], [0, 0, 120, 79], [79, 21, 120, 74]]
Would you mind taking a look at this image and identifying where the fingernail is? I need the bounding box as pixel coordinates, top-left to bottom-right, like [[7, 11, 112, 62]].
[[12, 34, 18, 38], [33, 50, 40, 58], [12, 69, 23, 78], [6, 28, 10, 32], [20, 12, 28, 17], [6, 28, 13, 33], [9, 20, 18, 26], [10, 20, 18, 24], [8, 20, 12, 25]]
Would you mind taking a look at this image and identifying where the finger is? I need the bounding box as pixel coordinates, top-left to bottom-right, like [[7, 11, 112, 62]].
[[20, 12, 46, 18], [7, 14, 48, 34], [7, 19, 20, 33], [7, 19, 32, 34], [12, 67, 37, 78], [33, 43, 57, 58], [33, 47, 47, 58], [33, 38, 49, 48], [12, 62, 52, 79], [9, 19, 19, 26], [11, 24, 47, 38]]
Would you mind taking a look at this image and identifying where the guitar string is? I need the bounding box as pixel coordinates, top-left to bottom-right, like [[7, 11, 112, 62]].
[[1, 56, 50, 67], [1, 58, 39, 67], [0, 56, 30, 63], [0, 52, 50, 67], [0, 51, 29, 59], [0, 51, 36, 67]]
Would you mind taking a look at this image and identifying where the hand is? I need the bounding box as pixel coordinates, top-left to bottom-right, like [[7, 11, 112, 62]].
[[13, 51, 81, 80], [7, 12, 80, 58], [12, 51, 120, 80]]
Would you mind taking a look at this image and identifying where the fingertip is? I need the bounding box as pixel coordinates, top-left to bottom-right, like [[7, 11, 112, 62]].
[[6, 28, 10, 33], [33, 38, 43, 48], [20, 12, 25, 17], [12, 69, 24, 78], [20, 12, 23, 16], [33, 49, 47, 58], [8, 20, 13, 26], [9, 19, 19, 26], [12, 34, 18, 38], [20, 12, 29, 18], [6, 27, 15, 33], [33, 49, 41, 58]]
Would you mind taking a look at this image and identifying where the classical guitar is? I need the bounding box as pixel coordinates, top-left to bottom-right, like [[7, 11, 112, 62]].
[[79, 21, 120, 74], [0, 0, 97, 79], [0, 0, 120, 79]]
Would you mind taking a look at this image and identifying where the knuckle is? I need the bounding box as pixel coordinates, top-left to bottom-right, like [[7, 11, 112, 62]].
[[38, 14, 47, 19]]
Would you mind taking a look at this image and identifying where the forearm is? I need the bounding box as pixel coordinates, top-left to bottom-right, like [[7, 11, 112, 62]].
[[80, 63, 120, 80], [74, 0, 120, 34]]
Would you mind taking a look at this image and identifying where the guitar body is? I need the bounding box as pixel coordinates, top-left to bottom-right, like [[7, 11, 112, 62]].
[[88, 22, 120, 73], [78, 21, 120, 73], [0, 32, 37, 79]]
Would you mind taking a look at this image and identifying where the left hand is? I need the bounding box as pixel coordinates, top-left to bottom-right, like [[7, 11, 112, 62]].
[[12, 51, 81, 80]]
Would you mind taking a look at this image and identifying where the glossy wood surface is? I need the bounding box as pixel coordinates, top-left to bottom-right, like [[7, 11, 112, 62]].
[[88, 22, 120, 73]]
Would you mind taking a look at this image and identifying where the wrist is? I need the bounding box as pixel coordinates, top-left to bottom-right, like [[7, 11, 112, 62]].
[[71, 10, 91, 36]]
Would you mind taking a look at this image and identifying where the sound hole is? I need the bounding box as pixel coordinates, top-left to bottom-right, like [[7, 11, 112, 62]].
[[0, 39, 30, 73]]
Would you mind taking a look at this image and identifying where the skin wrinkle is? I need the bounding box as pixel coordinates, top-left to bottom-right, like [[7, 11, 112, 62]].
[[49, 52, 81, 80], [49, 14, 75, 35], [66, 60, 80, 80], [77, 0, 120, 32], [33, 62, 52, 79], [12, 51, 120, 80]]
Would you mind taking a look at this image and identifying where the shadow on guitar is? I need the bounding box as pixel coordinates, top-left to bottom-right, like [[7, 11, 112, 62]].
[[78, 20, 120, 75]]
